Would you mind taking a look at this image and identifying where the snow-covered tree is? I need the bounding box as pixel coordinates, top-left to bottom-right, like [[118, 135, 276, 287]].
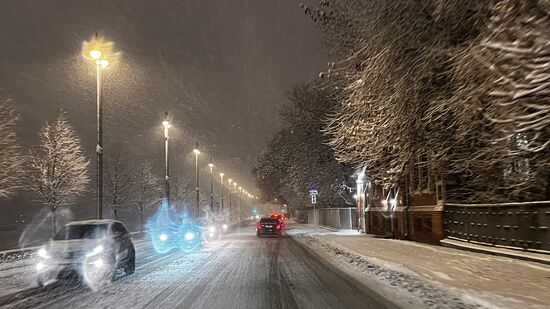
[[0, 100, 25, 198], [105, 150, 135, 220], [255, 83, 353, 209], [133, 162, 161, 229], [300, 0, 550, 202], [28, 113, 90, 236], [444, 0, 550, 201]]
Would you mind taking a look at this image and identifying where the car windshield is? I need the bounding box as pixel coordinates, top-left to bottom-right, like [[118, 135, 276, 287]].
[[259, 218, 278, 224], [54, 224, 109, 240]]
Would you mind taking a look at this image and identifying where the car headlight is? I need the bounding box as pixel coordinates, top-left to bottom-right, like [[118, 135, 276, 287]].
[[222, 224, 228, 230], [85, 245, 104, 257], [92, 258, 104, 268], [208, 226, 216, 233], [159, 233, 168, 241], [36, 262, 46, 271], [37, 248, 50, 259], [184, 232, 195, 241]]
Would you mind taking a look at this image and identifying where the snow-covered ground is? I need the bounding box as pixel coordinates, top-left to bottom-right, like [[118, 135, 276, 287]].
[[288, 224, 550, 309], [0, 224, 396, 309]]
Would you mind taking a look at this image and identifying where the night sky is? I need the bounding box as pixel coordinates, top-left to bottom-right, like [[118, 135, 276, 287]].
[[0, 0, 324, 246]]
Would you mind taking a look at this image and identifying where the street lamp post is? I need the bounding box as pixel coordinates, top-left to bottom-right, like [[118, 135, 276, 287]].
[[219, 173, 224, 215], [238, 187, 243, 221], [162, 112, 171, 205], [83, 33, 115, 219], [193, 143, 200, 218], [208, 158, 214, 213], [233, 182, 238, 222], [228, 179, 233, 219]]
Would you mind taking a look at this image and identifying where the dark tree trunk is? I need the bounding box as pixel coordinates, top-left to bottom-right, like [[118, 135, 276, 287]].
[[51, 209, 56, 238]]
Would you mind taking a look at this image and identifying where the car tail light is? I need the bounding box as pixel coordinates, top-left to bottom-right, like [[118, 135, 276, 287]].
[[257, 223, 262, 230], [276, 224, 281, 230]]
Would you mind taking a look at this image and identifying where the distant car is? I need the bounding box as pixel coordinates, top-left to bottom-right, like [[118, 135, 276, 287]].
[[270, 214, 285, 225], [256, 217, 282, 237], [35, 219, 135, 288]]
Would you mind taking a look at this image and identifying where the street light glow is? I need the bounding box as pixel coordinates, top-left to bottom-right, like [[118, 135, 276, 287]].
[[162, 120, 171, 128], [208, 163, 214, 168], [219, 172, 224, 177], [90, 49, 102, 60], [193, 148, 200, 155]]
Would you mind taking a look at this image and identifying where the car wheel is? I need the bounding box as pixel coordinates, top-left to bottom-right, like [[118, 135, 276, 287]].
[[37, 278, 45, 289], [124, 249, 135, 275], [124, 256, 135, 275]]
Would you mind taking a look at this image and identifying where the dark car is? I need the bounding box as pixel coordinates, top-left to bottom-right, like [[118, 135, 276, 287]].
[[35, 219, 135, 288], [256, 218, 282, 237]]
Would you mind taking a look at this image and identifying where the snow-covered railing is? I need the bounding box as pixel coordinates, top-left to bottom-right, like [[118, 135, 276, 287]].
[[445, 201, 550, 207], [443, 201, 550, 253]]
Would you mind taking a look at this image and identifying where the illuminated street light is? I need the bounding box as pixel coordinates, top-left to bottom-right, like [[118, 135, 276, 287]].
[[82, 33, 118, 219], [208, 158, 214, 212], [233, 182, 238, 222], [193, 142, 200, 217], [162, 112, 170, 204], [219, 172, 224, 215]]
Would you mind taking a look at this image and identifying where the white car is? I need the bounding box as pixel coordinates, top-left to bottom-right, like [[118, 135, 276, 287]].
[[35, 219, 135, 288]]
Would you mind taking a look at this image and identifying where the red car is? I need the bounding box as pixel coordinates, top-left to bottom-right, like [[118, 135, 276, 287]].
[[256, 217, 282, 237]]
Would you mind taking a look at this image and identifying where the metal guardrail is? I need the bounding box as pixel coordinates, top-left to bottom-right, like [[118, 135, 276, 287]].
[[443, 201, 550, 252]]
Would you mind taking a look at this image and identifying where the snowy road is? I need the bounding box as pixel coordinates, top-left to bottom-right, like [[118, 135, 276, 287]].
[[0, 224, 396, 309]]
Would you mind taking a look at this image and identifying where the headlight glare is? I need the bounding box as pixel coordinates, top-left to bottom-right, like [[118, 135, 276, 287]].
[[92, 258, 104, 268], [38, 248, 50, 259], [184, 232, 195, 241], [36, 262, 46, 271], [85, 245, 104, 257]]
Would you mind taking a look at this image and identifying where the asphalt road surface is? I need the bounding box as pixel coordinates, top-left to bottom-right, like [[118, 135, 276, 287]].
[[2, 224, 396, 309]]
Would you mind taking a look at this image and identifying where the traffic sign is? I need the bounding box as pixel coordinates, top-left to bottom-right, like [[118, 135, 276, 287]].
[[308, 182, 318, 191]]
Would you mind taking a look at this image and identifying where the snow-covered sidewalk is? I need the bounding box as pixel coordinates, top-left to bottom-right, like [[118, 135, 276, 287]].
[[287, 224, 550, 309]]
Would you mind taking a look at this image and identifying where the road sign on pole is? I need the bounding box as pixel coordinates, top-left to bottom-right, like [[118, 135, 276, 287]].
[[309, 185, 318, 231]]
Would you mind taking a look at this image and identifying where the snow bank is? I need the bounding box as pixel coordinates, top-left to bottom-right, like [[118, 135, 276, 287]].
[[294, 232, 483, 309]]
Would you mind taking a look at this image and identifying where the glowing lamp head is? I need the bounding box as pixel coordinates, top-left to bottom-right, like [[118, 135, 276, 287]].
[[208, 226, 216, 233], [162, 120, 171, 129], [219, 172, 224, 177], [222, 224, 228, 230], [228, 179, 232, 184], [159, 233, 168, 242], [193, 149, 200, 155], [90, 49, 102, 60], [208, 163, 214, 169], [36, 262, 46, 271]]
